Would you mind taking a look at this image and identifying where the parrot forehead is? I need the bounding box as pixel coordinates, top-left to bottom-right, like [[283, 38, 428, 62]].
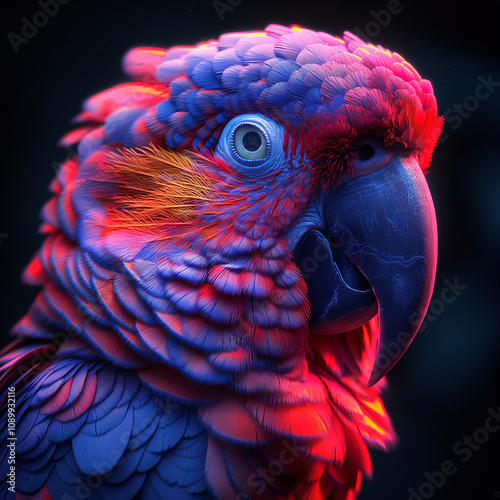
[[123, 23, 440, 159]]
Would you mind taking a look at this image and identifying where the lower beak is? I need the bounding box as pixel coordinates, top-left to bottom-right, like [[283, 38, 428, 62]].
[[296, 157, 438, 386]]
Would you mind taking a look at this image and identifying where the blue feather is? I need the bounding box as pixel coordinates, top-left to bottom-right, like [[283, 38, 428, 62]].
[[94, 471, 147, 499], [136, 449, 163, 473], [72, 405, 133, 475], [18, 415, 51, 454], [53, 440, 72, 460], [147, 407, 187, 453], [22, 442, 56, 467], [53, 451, 79, 484], [191, 60, 222, 89], [17, 460, 53, 493], [105, 446, 145, 484], [138, 471, 165, 499], [103, 107, 144, 144], [129, 405, 160, 450], [156, 58, 185, 84], [81, 404, 129, 437], [212, 47, 241, 76], [156, 99, 177, 123]]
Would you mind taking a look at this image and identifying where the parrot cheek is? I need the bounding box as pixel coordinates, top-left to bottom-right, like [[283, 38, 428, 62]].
[[295, 156, 438, 386]]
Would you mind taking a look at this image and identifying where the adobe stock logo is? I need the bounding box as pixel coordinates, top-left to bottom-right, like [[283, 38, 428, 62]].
[[372, 277, 468, 374], [213, 0, 243, 21], [439, 74, 500, 142], [408, 405, 500, 499], [7, 0, 71, 54], [351, 0, 405, 42]]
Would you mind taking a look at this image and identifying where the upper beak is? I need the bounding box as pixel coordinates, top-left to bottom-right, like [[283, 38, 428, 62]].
[[295, 156, 437, 386]]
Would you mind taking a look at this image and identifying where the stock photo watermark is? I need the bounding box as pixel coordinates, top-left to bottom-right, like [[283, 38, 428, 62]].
[[51, 144, 78, 173], [408, 405, 500, 499], [6, 0, 71, 54], [213, 0, 243, 22], [373, 277, 468, 374], [351, 0, 406, 41], [439, 74, 499, 142], [6, 387, 16, 494], [236, 438, 307, 500]]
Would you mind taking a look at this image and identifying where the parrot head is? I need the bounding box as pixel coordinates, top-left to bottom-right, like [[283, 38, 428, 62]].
[[18, 24, 442, 498]]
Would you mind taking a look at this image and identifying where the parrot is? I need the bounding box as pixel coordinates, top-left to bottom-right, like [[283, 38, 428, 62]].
[[0, 24, 443, 500]]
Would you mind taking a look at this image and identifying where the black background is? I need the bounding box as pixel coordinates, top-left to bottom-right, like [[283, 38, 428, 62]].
[[1, 1, 499, 499]]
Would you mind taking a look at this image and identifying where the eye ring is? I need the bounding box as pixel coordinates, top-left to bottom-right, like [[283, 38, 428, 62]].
[[350, 136, 391, 174], [214, 113, 285, 177], [230, 123, 270, 165]]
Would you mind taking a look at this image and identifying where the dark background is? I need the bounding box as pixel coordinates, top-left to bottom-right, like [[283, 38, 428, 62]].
[[1, 1, 499, 499]]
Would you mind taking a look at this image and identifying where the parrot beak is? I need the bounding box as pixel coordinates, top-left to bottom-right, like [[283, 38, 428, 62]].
[[295, 156, 437, 386]]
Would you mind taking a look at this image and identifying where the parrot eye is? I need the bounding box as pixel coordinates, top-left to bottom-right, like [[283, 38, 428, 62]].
[[358, 144, 375, 161], [233, 124, 268, 161], [351, 137, 391, 174], [214, 113, 285, 176]]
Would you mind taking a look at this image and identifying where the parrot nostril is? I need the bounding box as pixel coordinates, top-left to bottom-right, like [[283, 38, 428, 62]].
[[358, 144, 375, 161]]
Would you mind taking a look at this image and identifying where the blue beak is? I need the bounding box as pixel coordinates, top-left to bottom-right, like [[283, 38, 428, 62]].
[[295, 157, 437, 386]]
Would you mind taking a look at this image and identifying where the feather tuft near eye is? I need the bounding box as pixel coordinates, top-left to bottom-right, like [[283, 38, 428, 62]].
[[93, 145, 215, 230]]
